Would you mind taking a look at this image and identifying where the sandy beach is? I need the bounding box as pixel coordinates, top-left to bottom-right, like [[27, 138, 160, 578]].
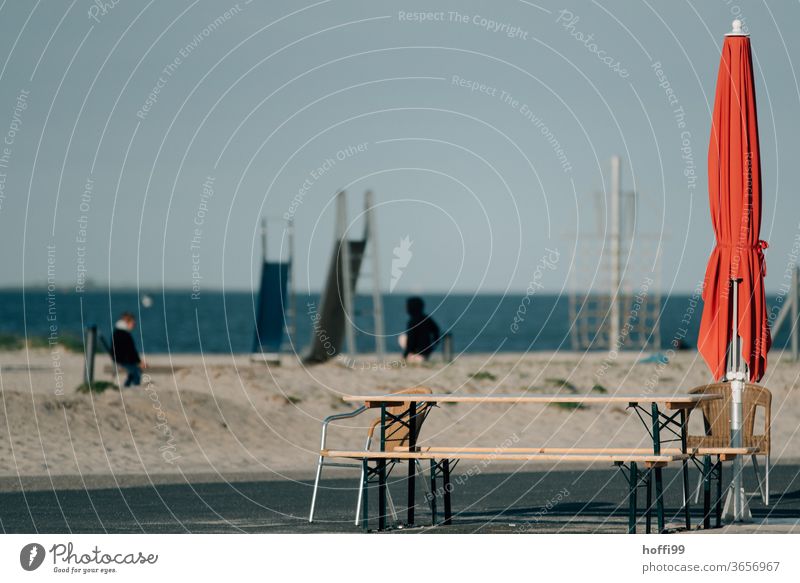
[[0, 346, 798, 489]]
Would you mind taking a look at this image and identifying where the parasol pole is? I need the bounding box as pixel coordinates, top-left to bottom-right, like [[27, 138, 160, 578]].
[[723, 278, 751, 522]]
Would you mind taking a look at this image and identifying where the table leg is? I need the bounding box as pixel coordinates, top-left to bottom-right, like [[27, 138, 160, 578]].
[[361, 459, 369, 531], [628, 461, 638, 534], [703, 455, 711, 529], [645, 469, 652, 534], [442, 459, 452, 526], [429, 459, 437, 525], [378, 404, 387, 531], [407, 401, 417, 527], [680, 409, 691, 530], [654, 467, 665, 533], [651, 403, 665, 533]]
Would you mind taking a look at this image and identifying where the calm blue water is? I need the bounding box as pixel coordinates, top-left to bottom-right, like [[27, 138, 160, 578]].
[[0, 289, 792, 355]]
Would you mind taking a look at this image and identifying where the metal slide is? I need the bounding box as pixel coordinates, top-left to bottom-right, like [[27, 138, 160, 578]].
[[304, 238, 365, 363], [252, 261, 290, 355]]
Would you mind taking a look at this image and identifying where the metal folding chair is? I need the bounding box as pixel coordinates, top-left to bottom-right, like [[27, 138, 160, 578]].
[[309, 387, 435, 525]]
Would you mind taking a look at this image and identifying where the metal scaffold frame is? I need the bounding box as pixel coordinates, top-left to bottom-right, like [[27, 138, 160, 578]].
[[569, 156, 662, 352]]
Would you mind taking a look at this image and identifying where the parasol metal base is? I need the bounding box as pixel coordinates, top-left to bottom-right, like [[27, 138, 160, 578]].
[[722, 485, 752, 523]]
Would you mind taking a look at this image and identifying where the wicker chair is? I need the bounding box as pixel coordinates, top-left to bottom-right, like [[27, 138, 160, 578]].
[[742, 384, 771, 504], [309, 387, 434, 524], [688, 382, 771, 512]]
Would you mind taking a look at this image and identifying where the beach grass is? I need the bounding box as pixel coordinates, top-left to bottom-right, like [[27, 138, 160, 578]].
[[75, 380, 118, 394], [591, 383, 608, 394], [469, 371, 497, 381], [545, 377, 577, 391], [0, 333, 24, 350], [0, 333, 84, 352], [548, 401, 585, 411]]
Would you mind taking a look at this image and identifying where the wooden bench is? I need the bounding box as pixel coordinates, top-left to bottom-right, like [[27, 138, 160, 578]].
[[322, 449, 686, 466], [394, 445, 757, 461], [323, 447, 697, 533]]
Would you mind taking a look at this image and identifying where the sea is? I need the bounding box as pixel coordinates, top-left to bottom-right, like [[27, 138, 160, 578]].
[[0, 289, 793, 356]]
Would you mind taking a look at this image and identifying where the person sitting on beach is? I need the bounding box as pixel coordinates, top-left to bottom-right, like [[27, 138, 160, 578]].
[[401, 297, 441, 362], [111, 312, 144, 387]]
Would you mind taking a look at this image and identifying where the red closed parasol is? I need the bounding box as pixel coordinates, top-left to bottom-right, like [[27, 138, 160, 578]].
[[698, 20, 770, 384]]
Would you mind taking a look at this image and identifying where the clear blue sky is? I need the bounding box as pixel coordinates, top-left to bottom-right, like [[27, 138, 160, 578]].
[[0, 0, 798, 295]]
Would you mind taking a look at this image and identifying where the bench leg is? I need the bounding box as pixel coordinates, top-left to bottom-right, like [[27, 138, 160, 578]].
[[377, 404, 387, 531], [654, 466, 665, 533], [628, 461, 638, 534], [714, 458, 723, 528], [649, 403, 665, 533], [680, 410, 691, 531], [645, 468, 653, 534], [702, 455, 712, 529], [429, 460, 438, 525], [681, 459, 691, 531], [407, 459, 416, 527], [361, 459, 369, 531], [442, 459, 452, 526], [407, 402, 417, 527], [378, 459, 387, 530]]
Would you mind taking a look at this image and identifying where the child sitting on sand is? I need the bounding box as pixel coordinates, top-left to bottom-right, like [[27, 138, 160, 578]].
[[400, 297, 441, 362]]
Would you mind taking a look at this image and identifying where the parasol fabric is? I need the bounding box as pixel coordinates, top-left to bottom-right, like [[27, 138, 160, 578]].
[[698, 33, 771, 382]]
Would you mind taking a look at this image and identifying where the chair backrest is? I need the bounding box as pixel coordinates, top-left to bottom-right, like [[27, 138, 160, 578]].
[[687, 383, 731, 449], [369, 387, 433, 451], [743, 383, 771, 455], [687, 382, 771, 455]]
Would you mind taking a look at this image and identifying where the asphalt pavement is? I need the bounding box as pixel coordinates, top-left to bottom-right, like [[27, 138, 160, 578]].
[[2, 463, 799, 534]]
